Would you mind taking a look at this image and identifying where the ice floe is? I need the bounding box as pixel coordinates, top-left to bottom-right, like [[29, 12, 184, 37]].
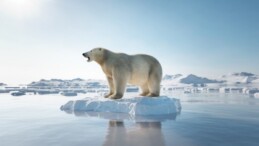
[[60, 96, 181, 121]]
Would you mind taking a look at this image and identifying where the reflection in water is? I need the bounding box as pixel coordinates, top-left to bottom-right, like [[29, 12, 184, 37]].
[[103, 121, 165, 146], [61, 106, 180, 146]]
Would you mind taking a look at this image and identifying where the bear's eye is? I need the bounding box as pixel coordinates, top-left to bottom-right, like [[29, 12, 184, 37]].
[[99, 48, 102, 51]]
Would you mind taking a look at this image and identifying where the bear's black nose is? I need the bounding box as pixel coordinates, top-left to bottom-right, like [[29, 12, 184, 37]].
[[82, 53, 85, 57]]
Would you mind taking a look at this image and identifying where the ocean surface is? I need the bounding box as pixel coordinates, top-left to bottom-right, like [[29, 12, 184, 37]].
[[0, 93, 259, 146]]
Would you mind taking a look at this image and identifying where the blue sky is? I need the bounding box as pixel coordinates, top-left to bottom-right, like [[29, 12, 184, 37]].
[[0, 0, 259, 84]]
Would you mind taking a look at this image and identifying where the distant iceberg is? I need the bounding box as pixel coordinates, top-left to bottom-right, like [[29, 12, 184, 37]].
[[60, 96, 181, 121], [254, 93, 259, 98]]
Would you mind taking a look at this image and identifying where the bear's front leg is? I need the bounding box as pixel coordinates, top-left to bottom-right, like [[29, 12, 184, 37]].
[[109, 93, 123, 99], [105, 93, 113, 98], [109, 70, 128, 99], [105, 76, 114, 98]]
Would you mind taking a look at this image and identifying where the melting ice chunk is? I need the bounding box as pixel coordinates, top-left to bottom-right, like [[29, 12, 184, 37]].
[[60, 96, 181, 116]]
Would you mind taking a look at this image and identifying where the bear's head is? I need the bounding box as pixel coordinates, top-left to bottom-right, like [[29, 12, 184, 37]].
[[82, 47, 106, 63]]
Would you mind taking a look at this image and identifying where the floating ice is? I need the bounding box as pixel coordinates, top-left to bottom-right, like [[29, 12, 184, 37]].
[[60, 96, 181, 116]]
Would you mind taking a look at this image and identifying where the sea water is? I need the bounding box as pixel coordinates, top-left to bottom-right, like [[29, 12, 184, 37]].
[[0, 93, 259, 146]]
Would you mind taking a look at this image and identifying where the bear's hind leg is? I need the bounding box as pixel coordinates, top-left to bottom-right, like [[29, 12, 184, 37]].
[[147, 82, 160, 97], [147, 73, 161, 97], [147, 92, 159, 97], [140, 83, 149, 96]]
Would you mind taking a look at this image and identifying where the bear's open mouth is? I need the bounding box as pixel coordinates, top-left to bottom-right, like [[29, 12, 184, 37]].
[[87, 57, 90, 62]]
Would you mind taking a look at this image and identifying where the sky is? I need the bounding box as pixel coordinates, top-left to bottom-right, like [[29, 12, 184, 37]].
[[0, 0, 259, 85]]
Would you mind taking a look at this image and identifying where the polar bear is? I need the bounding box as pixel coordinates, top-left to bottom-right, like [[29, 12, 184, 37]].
[[82, 48, 162, 99]]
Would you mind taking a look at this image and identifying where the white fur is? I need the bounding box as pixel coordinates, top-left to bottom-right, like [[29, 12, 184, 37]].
[[83, 48, 162, 99]]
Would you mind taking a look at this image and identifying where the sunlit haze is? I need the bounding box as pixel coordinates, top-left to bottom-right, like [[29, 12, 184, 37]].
[[1, 0, 259, 85]]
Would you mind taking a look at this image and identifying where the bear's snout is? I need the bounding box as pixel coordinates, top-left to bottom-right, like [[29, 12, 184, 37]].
[[82, 53, 91, 62]]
